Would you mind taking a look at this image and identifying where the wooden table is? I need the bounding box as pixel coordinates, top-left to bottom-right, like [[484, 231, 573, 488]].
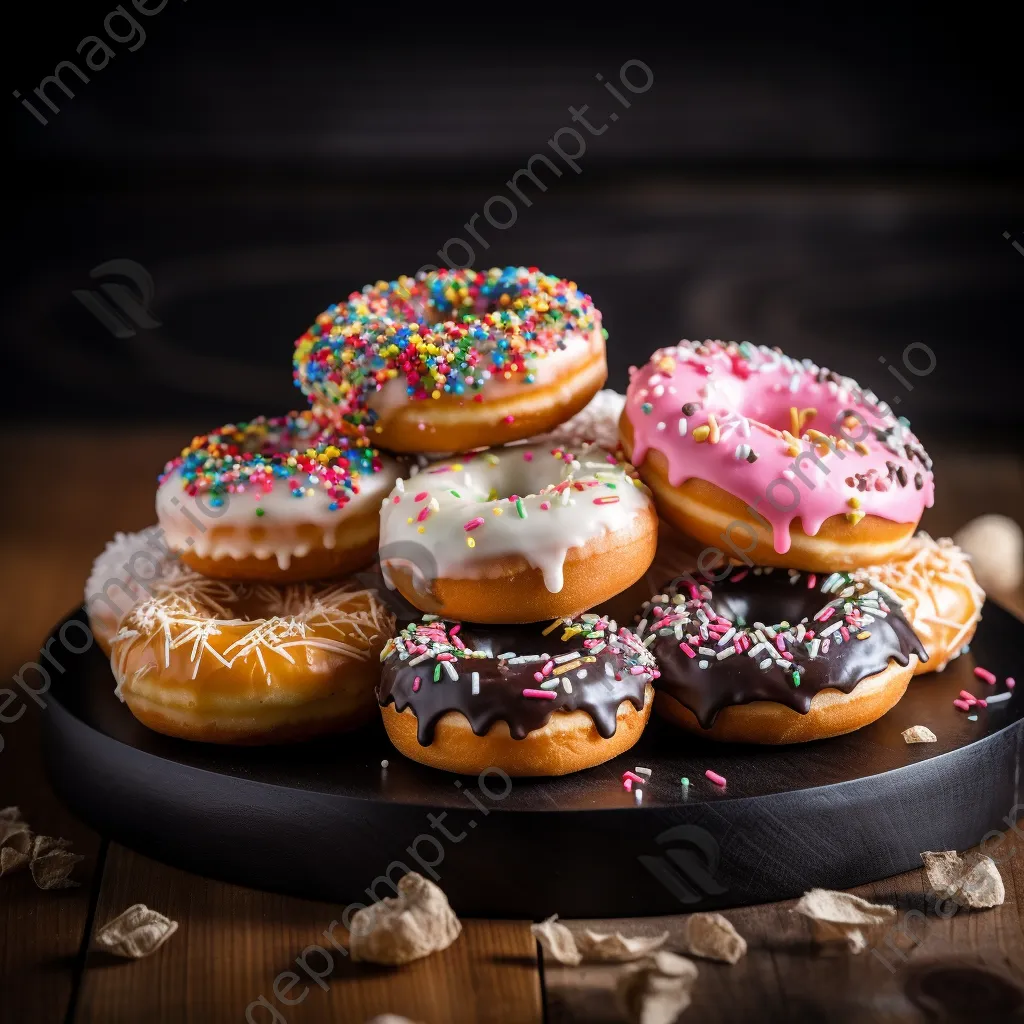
[[3, 430, 1023, 1023]]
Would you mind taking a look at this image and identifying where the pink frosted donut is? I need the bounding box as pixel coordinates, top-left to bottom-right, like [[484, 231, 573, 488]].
[[620, 340, 935, 572]]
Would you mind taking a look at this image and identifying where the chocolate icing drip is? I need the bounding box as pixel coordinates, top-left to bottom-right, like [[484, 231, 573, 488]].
[[377, 616, 657, 745], [640, 569, 926, 730]]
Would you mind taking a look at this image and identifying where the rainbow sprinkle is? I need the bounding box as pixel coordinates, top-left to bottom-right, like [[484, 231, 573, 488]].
[[159, 410, 383, 514]]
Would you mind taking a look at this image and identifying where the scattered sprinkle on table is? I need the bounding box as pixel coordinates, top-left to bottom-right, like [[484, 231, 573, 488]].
[[705, 770, 727, 787]]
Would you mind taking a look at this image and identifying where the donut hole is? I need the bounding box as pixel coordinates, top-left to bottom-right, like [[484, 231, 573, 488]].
[[731, 381, 868, 442], [699, 568, 817, 629], [462, 447, 575, 505]]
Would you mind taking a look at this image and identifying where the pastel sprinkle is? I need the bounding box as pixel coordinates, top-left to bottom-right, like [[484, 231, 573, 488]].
[[974, 667, 997, 684], [705, 770, 727, 787], [522, 688, 558, 700]]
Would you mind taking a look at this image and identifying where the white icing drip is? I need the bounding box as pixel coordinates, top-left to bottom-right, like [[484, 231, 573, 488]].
[[378, 442, 654, 593], [155, 458, 399, 565]]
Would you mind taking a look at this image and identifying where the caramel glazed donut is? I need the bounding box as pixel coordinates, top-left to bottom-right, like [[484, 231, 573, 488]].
[[111, 579, 394, 743], [865, 533, 985, 675], [639, 567, 925, 744], [378, 613, 659, 775], [378, 442, 658, 623], [621, 340, 935, 572], [156, 410, 400, 583], [292, 266, 608, 454]]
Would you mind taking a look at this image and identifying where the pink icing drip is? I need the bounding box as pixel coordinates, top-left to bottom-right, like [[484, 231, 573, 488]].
[[625, 341, 935, 553]]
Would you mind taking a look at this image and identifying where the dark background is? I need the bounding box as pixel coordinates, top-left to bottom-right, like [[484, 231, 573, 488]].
[[7, 2, 1024, 444]]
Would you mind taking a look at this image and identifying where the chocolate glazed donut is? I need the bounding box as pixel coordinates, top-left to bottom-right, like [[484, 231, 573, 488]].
[[638, 567, 926, 744], [377, 614, 659, 776]]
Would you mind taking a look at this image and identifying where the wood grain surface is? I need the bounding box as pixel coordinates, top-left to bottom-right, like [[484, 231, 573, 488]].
[[1, 429, 1022, 1023]]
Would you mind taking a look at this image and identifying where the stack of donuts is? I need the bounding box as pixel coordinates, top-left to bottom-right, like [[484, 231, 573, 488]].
[[84, 267, 986, 773], [84, 268, 659, 773], [621, 340, 985, 744]]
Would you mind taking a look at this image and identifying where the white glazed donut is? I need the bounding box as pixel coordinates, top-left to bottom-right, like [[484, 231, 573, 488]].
[[156, 410, 401, 583], [379, 442, 658, 623]]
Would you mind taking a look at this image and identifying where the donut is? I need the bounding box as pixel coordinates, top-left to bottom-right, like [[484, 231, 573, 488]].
[[111, 579, 394, 743], [85, 527, 236, 654], [378, 442, 658, 623], [292, 267, 607, 453], [638, 567, 925, 744], [156, 410, 400, 583], [621, 340, 934, 572], [865, 533, 985, 675], [377, 613, 658, 775], [525, 388, 625, 450]]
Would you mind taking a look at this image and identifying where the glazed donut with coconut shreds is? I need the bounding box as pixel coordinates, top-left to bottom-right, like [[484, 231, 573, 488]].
[[638, 567, 926, 744], [525, 389, 625, 451], [378, 442, 657, 623], [156, 410, 399, 583], [621, 340, 935, 572], [111, 579, 394, 744], [377, 613, 658, 776], [292, 267, 608, 453], [865, 533, 985, 674]]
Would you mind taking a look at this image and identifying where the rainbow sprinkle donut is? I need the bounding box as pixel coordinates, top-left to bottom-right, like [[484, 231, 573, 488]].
[[292, 267, 608, 453], [156, 410, 400, 582]]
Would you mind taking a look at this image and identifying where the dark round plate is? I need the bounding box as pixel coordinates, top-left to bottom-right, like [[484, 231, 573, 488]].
[[44, 604, 1022, 918]]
